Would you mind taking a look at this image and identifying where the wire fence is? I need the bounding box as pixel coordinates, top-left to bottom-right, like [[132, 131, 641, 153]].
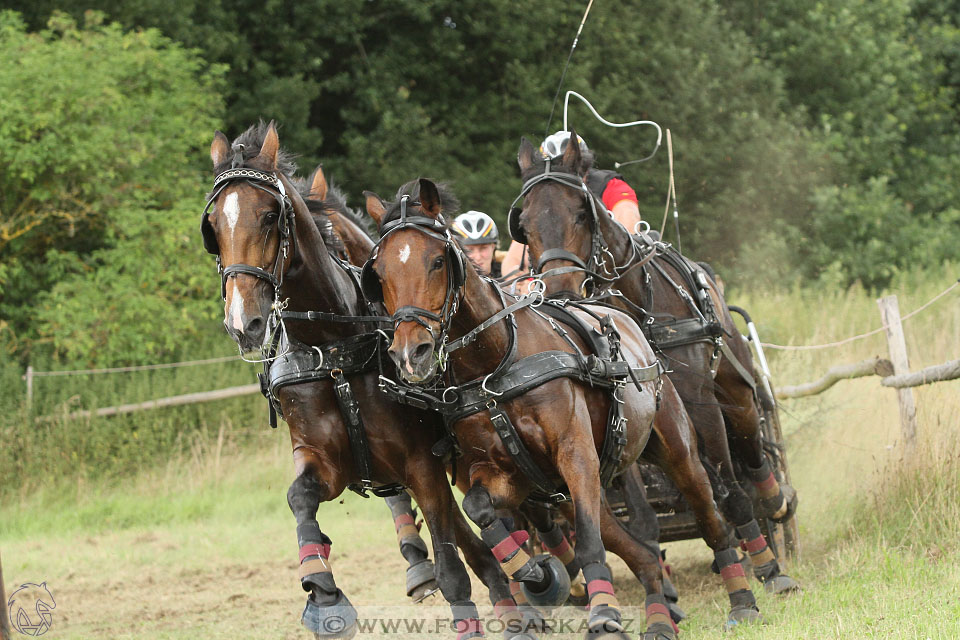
[[28, 354, 240, 377], [23, 280, 959, 422], [760, 280, 958, 351]]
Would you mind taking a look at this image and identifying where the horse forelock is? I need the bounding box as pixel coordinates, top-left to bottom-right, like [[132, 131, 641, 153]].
[[378, 179, 461, 236], [212, 121, 299, 177], [519, 154, 580, 184]]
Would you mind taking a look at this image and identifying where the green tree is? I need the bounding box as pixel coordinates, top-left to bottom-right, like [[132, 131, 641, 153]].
[[720, 0, 960, 285], [0, 10, 225, 362]]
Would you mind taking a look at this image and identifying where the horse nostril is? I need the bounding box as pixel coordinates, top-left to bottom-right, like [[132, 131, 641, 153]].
[[244, 316, 264, 337], [413, 342, 433, 362]]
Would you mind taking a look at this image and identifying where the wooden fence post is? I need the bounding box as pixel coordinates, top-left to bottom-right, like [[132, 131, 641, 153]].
[[877, 295, 918, 454], [24, 365, 33, 408], [0, 550, 11, 640]]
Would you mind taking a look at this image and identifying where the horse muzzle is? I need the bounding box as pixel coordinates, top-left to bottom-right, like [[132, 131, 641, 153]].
[[388, 335, 439, 384]]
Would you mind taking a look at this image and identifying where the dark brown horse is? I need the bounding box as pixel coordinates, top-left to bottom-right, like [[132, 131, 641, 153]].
[[202, 123, 532, 639], [511, 135, 799, 591], [363, 178, 764, 639]]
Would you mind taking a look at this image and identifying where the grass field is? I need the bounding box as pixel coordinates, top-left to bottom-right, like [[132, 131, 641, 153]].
[[2, 269, 958, 638]]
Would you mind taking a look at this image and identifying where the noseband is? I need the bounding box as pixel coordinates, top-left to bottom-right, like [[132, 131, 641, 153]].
[[201, 167, 295, 301]]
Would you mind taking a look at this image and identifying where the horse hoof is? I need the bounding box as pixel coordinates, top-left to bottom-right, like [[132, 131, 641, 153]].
[[661, 573, 679, 602], [411, 582, 441, 603], [521, 555, 571, 608], [519, 604, 551, 634], [724, 606, 762, 631], [301, 591, 358, 639], [587, 613, 629, 639], [763, 574, 801, 595], [667, 601, 687, 624], [643, 621, 678, 640], [406, 559, 440, 603], [567, 577, 589, 607]]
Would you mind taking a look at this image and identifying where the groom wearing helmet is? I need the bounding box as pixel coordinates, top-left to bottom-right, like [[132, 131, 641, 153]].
[[502, 131, 642, 276], [451, 210, 502, 277]]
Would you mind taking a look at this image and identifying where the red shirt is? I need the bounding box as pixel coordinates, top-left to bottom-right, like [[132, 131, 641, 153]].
[[601, 177, 638, 211]]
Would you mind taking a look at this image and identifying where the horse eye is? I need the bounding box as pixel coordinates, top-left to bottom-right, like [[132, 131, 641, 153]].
[[432, 255, 445, 270], [264, 211, 280, 224], [576, 211, 588, 223]]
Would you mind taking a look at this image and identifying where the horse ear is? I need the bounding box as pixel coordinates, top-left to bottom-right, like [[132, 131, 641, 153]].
[[364, 191, 387, 226], [210, 131, 230, 168], [561, 127, 582, 170], [258, 121, 280, 169], [308, 165, 328, 201], [418, 178, 442, 218], [518, 137, 538, 172]]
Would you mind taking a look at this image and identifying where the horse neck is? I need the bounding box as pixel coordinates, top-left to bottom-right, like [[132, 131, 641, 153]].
[[333, 212, 375, 264], [448, 269, 511, 381], [281, 192, 365, 344]]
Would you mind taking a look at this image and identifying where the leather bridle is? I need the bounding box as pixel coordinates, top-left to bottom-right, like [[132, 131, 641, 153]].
[[202, 167, 295, 302], [509, 165, 649, 294]]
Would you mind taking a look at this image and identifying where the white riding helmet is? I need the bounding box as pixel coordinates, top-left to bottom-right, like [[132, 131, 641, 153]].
[[540, 130, 588, 160], [451, 211, 499, 246]]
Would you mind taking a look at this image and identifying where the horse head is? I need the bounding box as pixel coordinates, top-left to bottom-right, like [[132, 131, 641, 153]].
[[514, 130, 597, 298], [362, 178, 465, 383]]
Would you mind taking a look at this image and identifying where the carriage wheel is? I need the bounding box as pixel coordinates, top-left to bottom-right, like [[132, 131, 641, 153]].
[[756, 380, 800, 563]]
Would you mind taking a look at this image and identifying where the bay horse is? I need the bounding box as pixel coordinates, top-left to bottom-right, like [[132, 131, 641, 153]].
[[201, 122, 534, 639], [301, 166, 685, 619], [510, 135, 798, 591], [362, 178, 764, 639]]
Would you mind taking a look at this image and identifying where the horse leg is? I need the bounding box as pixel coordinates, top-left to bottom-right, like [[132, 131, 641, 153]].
[[404, 472, 486, 640], [287, 455, 356, 638], [717, 355, 798, 523], [595, 500, 679, 640], [461, 483, 568, 610], [384, 492, 440, 602], [448, 501, 538, 639], [677, 377, 800, 594], [645, 385, 762, 630], [552, 424, 634, 640], [520, 501, 583, 606], [614, 465, 686, 622]]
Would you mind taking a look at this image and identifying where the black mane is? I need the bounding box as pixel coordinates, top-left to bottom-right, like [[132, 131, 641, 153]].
[[292, 174, 375, 251], [378, 179, 461, 234], [213, 122, 344, 253], [213, 121, 300, 177]]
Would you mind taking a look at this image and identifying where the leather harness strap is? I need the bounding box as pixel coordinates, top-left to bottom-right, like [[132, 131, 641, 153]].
[[380, 298, 661, 504]]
